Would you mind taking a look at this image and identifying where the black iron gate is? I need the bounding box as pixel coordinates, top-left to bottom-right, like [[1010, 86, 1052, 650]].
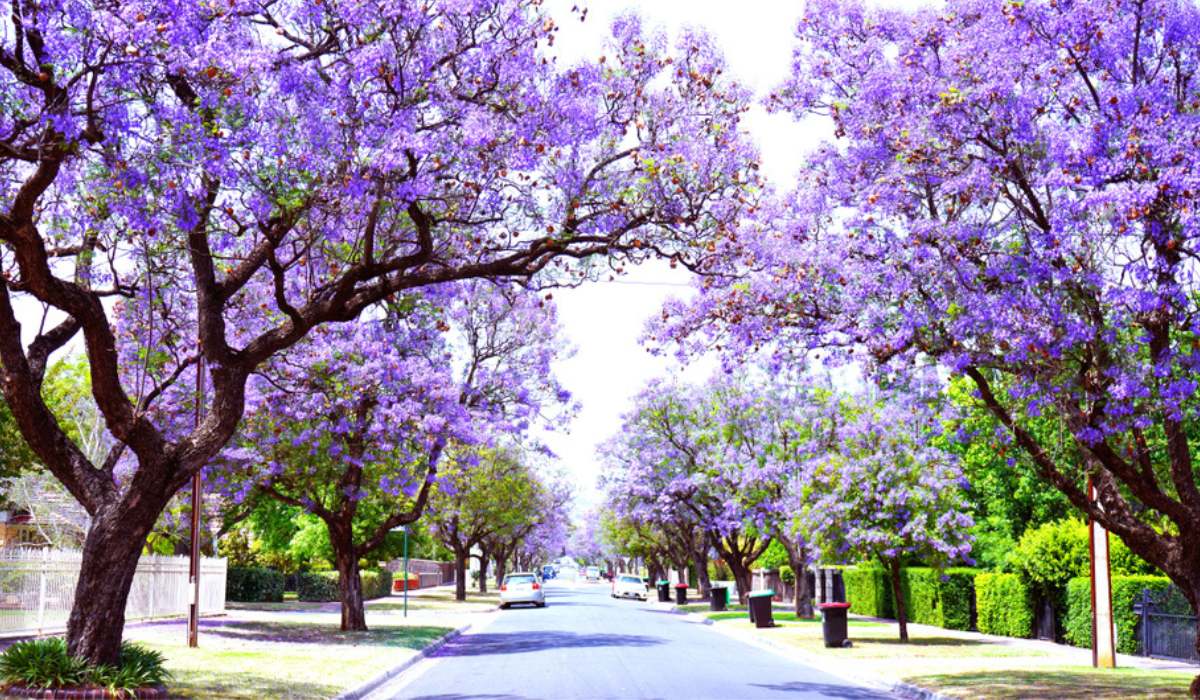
[[1133, 586, 1199, 663]]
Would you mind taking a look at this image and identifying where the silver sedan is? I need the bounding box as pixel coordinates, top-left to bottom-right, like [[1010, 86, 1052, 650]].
[[499, 572, 546, 608]]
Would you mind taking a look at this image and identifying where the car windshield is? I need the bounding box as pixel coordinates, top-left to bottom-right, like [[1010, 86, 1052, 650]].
[[506, 575, 535, 585], [620, 576, 640, 583]]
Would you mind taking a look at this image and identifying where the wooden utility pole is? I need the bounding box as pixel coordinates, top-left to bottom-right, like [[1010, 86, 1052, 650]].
[[1088, 478, 1117, 668]]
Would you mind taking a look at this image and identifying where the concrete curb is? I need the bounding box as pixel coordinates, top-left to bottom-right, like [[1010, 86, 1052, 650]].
[[333, 622, 472, 700], [697, 615, 953, 700]]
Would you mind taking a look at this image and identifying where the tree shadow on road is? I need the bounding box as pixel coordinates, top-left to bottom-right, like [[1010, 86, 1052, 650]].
[[749, 681, 889, 698], [432, 631, 665, 657]]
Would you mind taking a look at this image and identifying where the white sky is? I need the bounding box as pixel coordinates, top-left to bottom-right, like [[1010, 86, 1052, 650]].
[[539, 0, 819, 512]]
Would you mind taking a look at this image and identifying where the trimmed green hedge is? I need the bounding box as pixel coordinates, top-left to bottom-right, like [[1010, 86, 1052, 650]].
[[843, 565, 893, 618], [226, 566, 285, 603], [1063, 575, 1177, 654], [296, 569, 394, 602], [902, 567, 977, 631], [843, 565, 977, 630], [975, 572, 1033, 638]]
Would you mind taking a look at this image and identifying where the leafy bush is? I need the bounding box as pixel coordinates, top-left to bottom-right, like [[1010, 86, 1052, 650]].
[[975, 572, 1033, 638], [842, 565, 893, 618], [296, 569, 393, 602], [0, 638, 170, 694], [226, 566, 285, 603], [1010, 519, 1157, 592], [779, 565, 795, 585], [1063, 575, 1180, 654], [901, 567, 977, 631], [296, 571, 340, 602], [362, 569, 394, 600], [1008, 519, 1090, 598]]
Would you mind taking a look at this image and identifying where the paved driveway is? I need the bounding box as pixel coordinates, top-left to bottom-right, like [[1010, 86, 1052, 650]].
[[373, 580, 891, 700]]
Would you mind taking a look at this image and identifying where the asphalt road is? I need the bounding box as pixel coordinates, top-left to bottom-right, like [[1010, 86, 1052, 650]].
[[375, 580, 891, 700]]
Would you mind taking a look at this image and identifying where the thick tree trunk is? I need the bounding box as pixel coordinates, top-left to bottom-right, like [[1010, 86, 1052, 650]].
[[886, 558, 908, 642], [692, 548, 711, 600], [66, 510, 157, 665], [1177, 583, 1200, 699], [780, 536, 813, 618], [494, 549, 508, 588], [454, 549, 468, 602], [725, 556, 754, 605], [333, 534, 367, 632], [477, 551, 489, 593]]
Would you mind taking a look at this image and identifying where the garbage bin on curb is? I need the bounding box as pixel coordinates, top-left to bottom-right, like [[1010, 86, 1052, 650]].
[[748, 590, 776, 628], [709, 586, 728, 612], [656, 580, 670, 602], [819, 602, 852, 647], [674, 583, 688, 605]]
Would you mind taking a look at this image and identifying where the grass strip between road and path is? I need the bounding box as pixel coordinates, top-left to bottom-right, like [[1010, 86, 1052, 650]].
[[703, 611, 1196, 699], [909, 666, 1194, 699], [125, 617, 453, 699]]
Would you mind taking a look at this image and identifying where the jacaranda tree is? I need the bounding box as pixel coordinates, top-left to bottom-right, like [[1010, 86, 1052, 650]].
[[656, 0, 1200, 682], [213, 281, 568, 630], [0, 1, 759, 664], [799, 385, 974, 641]]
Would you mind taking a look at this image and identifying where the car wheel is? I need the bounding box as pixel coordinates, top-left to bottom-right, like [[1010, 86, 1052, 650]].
[[500, 603, 509, 609]]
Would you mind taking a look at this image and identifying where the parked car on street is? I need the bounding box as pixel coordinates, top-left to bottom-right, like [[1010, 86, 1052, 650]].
[[585, 566, 600, 581], [541, 565, 556, 580], [611, 574, 648, 601], [500, 573, 546, 609]]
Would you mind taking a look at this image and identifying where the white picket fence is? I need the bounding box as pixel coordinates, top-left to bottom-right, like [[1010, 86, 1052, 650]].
[[0, 549, 226, 638]]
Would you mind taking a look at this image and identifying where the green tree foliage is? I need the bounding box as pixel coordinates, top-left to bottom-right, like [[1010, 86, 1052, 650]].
[[427, 447, 547, 601], [941, 377, 1073, 570], [1009, 518, 1158, 610]]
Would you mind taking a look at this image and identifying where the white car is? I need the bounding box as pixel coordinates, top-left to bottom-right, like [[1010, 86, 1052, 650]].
[[585, 566, 601, 581], [611, 574, 647, 601], [500, 572, 546, 608]]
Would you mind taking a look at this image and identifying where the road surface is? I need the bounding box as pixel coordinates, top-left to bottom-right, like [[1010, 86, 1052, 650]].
[[374, 579, 890, 700]]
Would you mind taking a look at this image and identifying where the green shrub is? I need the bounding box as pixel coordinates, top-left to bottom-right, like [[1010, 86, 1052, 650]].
[[901, 567, 977, 631], [975, 572, 1033, 638], [1063, 575, 1179, 654], [362, 569, 394, 600], [296, 569, 393, 602], [1010, 519, 1157, 594], [843, 565, 893, 618], [296, 571, 340, 602], [226, 566, 285, 603], [779, 565, 795, 586], [0, 638, 170, 694], [1009, 519, 1090, 596]]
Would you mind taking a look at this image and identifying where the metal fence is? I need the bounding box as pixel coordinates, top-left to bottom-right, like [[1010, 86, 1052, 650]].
[[0, 548, 226, 638], [1133, 586, 1199, 662]]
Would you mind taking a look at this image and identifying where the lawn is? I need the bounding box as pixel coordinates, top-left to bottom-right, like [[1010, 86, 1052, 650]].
[[704, 611, 885, 625], [127, 617, 452, 699], [711, 614, 1195, 698], [227, 587, 499, 616], [910, 666, 1195, 699]]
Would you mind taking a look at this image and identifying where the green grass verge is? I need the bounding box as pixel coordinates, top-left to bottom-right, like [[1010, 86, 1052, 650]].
[[135, 621, 450, 699], [909, 666, 1195, 699], [705, 611, 886, 625]]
